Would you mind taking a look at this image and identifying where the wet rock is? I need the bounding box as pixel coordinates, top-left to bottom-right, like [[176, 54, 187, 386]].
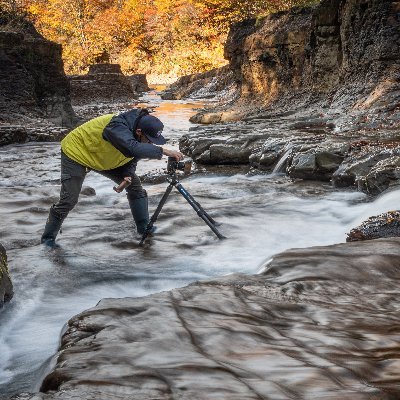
[[0, 125, 28, 146], [0, 243, 13, 308], [347, 210, 400, 242], [80, 186, 96, 196], [0, 123, 69, 146], [198, 143, 252, 164], [189, 110, 243, 124], [180, 126, 267, 165], [357, 156, 400, 195], [332, 142, 400, 191], [288, 143, 347, 181], [26, 238, 400, 399], [69, 63, 137, 105]]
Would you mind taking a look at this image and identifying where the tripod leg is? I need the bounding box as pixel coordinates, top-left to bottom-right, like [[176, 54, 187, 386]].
[[139, 183, 174, 246], [175, 183, 225, 239], [181, 190, 218, 225]]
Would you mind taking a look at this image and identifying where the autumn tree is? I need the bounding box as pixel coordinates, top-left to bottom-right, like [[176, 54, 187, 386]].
[[19, 0, 320, 77]]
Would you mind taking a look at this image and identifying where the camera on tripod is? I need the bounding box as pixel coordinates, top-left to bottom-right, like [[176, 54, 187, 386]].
[[139, 155, 225, 245], [167, 156, 192, 175]]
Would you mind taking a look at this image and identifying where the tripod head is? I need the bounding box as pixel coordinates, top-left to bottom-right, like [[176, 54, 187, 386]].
[[167, 156, 192, 176]]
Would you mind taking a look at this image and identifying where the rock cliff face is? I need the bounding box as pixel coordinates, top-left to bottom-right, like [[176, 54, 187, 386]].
[[179, 0, 400, 197], [0, 243, 13, 308], [225, 0, 399, 111], [0, 17, 77, 128]]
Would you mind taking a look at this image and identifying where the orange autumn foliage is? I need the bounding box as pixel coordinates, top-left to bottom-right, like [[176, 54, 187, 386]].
[[4, 0, 319, 80]]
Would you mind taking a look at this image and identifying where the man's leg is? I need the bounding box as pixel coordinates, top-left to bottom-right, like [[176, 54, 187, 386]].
[[96, 161, 150, 235], [41, 153, 86, 246]]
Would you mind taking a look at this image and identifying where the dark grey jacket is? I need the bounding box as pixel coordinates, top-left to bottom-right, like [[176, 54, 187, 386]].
[[103, 108, 163, 160]]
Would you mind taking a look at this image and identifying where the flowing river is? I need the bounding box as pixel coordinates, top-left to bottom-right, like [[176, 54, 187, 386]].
[[0, 90, 399, 396]]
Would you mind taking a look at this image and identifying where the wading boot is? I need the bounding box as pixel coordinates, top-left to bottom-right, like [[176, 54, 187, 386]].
[[127, 192, 155, 236], [41, 206, 65, 247]]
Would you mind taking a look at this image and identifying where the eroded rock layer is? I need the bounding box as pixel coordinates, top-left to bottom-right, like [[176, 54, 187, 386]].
[[13, 238, 400, 399], [226, 0, 399, 110], [0, 18, 77, 128], [69, 64, 137, 105], [347, 210, 400, 241]]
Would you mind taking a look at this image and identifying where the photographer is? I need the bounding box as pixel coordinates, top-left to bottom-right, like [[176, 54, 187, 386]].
[[41, 108, 183, 247]]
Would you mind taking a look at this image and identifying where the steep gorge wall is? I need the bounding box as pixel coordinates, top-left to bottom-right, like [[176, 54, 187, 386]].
[[0, 16, 78, 128], [225, 0, 400, 111]]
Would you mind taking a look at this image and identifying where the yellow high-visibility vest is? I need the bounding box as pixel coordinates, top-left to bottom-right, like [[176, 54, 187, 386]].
[[61, 114, 133, 171]]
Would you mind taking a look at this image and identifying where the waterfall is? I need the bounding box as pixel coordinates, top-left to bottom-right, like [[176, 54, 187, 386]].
[[272, 144, 293, 174]]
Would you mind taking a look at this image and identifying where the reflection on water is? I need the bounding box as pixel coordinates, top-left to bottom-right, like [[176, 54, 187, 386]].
[[0, 94, 397, 396]]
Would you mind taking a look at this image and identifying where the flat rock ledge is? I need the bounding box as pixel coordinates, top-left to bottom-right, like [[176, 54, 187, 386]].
[[0, 243, 13, 308], [13, 238, 400, 400]]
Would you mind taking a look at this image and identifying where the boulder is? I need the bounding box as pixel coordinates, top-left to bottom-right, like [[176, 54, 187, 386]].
[[0, 243, 13, 308], [332, 142, 400, 190], [288, 145, 347, 181], [0, 125, 28, 146], [357, 156, 400, 195]]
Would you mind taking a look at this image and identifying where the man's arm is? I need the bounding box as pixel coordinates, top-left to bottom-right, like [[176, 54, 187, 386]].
[[162, 148, 184, 161]]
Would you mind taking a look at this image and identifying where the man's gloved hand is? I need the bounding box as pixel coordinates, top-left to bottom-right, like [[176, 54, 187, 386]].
[[162, 148, 184, 161]]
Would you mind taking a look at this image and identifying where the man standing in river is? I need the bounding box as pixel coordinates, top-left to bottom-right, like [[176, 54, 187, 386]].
[[41, 108, 183, 247]]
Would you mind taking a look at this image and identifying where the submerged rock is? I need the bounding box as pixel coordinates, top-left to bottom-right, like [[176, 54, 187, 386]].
[[15, 238, 400, 399], [0, 243, 13, 308], [347, 210, 400, 242]]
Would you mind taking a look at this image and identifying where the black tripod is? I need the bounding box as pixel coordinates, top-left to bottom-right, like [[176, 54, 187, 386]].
[[139, 164, 225, 246]]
